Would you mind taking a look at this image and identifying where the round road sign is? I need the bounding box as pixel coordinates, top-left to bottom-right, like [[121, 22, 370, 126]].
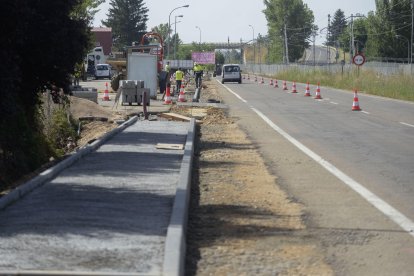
[[353, 54, 366, 66]]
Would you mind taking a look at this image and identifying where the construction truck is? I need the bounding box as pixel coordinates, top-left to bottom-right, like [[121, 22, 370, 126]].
[[107, 32, 164, 91]]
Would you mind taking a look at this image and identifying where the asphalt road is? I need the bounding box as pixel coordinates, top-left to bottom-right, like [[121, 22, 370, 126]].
[[217, 77, 414, 275]]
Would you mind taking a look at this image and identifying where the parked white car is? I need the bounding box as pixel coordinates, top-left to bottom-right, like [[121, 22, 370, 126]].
[[95, 63, 111, 80]]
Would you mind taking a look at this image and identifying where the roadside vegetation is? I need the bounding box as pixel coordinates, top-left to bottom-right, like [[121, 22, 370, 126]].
[[0, 0, 102, 191], [274, 68, 414, 101]]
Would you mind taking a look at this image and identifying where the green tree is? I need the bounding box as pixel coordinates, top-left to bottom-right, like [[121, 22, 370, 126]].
[[72, 0, 105, 23], [328, 9, 347, 46], [263, 0, 315, 63], [365, 0, 412, 59], [151, 23, 169, 44], [102, 0, 149, 48], [0, 0, 91, 187], [215, 51, 225, 65]]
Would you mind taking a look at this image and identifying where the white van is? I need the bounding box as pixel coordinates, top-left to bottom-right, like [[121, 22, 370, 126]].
[[95, 63, 111, 80], [221, 64, 242, 84]]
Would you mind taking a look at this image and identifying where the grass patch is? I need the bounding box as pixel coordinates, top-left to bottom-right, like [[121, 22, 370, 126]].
[[272, 68, 414, 101]]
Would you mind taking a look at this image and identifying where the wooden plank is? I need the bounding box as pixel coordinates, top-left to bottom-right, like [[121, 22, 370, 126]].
[[158, 112, 202, 124], [155, 143, 184, 150]]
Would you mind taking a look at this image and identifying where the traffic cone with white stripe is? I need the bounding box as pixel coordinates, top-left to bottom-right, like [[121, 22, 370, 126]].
[[291, 81, 298, 93], [178, 85, 186, 102], [163, 84, 172, 105], [274, 79, 279, 88], [260, 77, 265, 84], [314, 82, 322, 99], [283, 80, 288, 90], [269, 79, 273, 86], [304, 82, 311, 96], [352, 90, 362, 111], [102, 82, 110, 101]]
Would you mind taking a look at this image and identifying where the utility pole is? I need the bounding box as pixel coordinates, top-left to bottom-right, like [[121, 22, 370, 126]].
[[327, 14, 331, 64], [350, 14, 354, 64], [349, 13, 365, 64], [411, 0, 413, 65], [313, 28, 316, 67], [284, 22, 289, 64]]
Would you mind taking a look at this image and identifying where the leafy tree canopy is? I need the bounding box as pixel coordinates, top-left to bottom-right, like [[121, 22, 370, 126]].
[[102, 0, 149, 48], [0, 0, 93, 186], [263, 0, 314, 62], [328, 9, 347, 46]]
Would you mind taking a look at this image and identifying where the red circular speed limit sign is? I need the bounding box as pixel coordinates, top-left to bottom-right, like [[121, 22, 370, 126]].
[[353, 54, 366, 66]]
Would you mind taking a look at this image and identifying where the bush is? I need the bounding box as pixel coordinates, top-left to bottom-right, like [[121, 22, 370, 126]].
[[48, 108, 78, 157]]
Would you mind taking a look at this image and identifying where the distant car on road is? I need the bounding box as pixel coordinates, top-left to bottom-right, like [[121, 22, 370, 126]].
[[95, 63, 111, 80], [221, 64, 242, 84]]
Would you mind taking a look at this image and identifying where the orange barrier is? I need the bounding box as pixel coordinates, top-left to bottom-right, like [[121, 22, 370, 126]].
[[291, 81, 298, 93], [102, 82, 110, 101], [178, 85, 186, 102], [352, 90, 362, 111], [314, 82, 322, 99], [304, 82, 311, 96], [164, 84, 172, 105], [283, 80, 288, 90]]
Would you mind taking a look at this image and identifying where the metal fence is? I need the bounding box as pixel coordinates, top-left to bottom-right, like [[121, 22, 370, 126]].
[[242, 62, 414, 77]]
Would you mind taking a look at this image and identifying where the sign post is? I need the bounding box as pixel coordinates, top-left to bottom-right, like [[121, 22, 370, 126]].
[[353, 53, 366, 77]]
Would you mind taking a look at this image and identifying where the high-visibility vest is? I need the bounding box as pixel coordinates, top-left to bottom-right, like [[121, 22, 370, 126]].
[[175, 70, 184, 80]]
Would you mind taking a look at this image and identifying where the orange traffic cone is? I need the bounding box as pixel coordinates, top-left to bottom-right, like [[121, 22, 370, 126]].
[[304, 82, 311, 96], [269, 79, 273, 86], [164, 84, 172, 105], [274, 79, 279, 88], [314, 82, 322, 99], [352, 90, 362, 111], [291, 81, 298, 93], [103, 82, 110, 101], [260, 77, 265, 84], [178, 85, 186, 102], [283, 80, 288, 90]]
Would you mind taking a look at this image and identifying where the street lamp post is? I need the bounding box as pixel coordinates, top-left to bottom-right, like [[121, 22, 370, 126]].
[[167, 4, 189, 60], [195, 26, 201, 45], [396, 35, 410, 63], [248, 25, 255, 64], [174, 15, 183, 60], [411, 0, 413, 65]]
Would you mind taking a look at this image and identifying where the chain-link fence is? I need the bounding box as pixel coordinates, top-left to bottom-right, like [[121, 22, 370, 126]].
[[242, 62, 413, 77]]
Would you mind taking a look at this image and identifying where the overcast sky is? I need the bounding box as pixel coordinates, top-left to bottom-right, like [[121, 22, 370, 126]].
[[93, 0, 377, 45]]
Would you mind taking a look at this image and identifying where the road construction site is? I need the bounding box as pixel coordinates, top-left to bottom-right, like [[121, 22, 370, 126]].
[[1, 76, 414, 275]]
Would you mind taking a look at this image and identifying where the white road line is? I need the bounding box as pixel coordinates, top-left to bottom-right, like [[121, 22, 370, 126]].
[[400, 122, 414, 128], [220, 82, 248, 103], [220, 82, 414, 238], [330, 102, 339, 105], [361, 111, 370, 114]]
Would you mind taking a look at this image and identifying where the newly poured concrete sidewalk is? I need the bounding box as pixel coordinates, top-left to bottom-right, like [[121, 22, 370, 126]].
[[0, 118, 195, 276]]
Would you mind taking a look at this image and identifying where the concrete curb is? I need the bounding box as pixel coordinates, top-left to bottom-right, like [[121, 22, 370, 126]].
[[0, 116, 138, 211], [162, 118, 196, 276]]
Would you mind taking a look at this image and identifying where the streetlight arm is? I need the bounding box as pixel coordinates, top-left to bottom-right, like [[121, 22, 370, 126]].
[[167, 5, 189, 60]]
